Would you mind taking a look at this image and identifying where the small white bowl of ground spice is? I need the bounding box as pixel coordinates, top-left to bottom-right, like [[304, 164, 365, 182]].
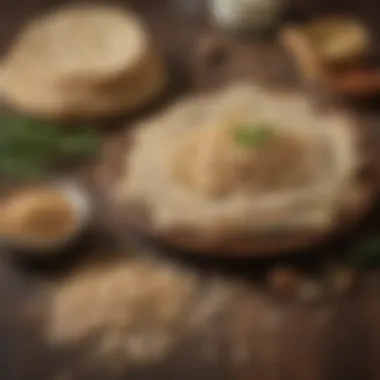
[[0, 181, 92, 255]]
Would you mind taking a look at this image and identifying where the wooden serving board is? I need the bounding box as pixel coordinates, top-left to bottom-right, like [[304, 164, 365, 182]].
[[1, 1, 380, 380]]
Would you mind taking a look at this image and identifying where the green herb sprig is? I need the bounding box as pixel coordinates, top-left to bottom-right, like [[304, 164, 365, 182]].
[[233, 122, 275, 148], [0, 115, 101, 180]]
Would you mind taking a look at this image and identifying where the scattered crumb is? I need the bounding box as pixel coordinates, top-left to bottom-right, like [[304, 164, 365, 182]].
[[267, 266, 300, 296], [189, 280, 233, 328], [325, 265, 358, 295], [297, 278, 324, 302], [43, 251, 362, 374], [227, 291, 284, 370], [195, 280, 235, 364], [46, 258, 200, 367]]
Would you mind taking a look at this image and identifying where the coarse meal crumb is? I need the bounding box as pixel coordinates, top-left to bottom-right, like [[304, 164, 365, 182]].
[[297, 277, 324, 302], [45, 257, 202, 367], [266, 266, 300, 296]]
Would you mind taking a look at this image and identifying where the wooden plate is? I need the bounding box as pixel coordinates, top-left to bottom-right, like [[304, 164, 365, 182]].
[[97, 111, 380, 258]]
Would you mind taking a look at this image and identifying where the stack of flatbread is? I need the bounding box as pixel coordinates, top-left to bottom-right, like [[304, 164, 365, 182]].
[[0, 5, 167, 119]]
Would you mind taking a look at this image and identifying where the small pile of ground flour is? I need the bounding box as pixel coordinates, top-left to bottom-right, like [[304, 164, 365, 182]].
[[45, 257, 200, 366]]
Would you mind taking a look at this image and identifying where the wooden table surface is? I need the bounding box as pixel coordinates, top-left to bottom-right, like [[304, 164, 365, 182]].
[[1, 1, 380, 380]]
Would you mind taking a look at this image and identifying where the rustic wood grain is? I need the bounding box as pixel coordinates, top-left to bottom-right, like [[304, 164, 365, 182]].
[[1, 1, 380, 380]]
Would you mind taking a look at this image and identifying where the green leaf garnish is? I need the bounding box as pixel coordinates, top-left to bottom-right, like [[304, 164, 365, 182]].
[[233, 122, 275, 148], [0, 115, 101, 181]]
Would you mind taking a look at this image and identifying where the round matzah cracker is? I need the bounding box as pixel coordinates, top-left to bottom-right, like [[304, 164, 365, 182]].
[[1, 47, 166, 119], [1, 5, 167, 119], [4, 5, 150, 86]]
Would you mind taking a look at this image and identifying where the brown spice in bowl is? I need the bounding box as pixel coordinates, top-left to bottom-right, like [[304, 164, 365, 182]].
[[0, 188, 77, 241]]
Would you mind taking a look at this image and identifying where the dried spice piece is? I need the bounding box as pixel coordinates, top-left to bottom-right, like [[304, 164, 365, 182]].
[[297, 277, 324, 302], [267, 266, 300, 296]]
